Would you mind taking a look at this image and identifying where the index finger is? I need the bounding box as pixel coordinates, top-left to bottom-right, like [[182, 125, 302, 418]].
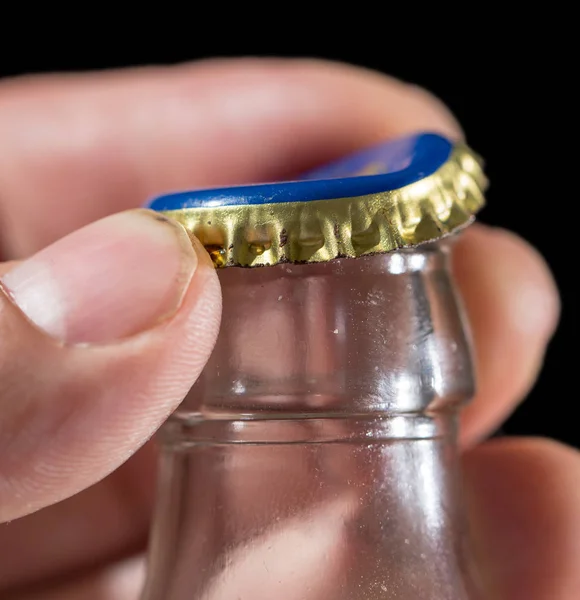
[[0, 58, 460, 258]]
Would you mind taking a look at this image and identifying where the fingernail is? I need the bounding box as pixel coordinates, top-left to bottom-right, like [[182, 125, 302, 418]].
[[0, 209, 197, 344]]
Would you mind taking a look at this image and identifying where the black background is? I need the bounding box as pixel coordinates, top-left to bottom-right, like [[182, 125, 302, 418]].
[[0, 30, 574, 448]]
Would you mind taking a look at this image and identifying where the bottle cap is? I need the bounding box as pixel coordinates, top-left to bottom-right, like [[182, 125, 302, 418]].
[[147, 133, 486, 268]]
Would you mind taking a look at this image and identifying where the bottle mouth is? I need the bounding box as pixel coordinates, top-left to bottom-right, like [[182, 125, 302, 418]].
[[146, 133, 487, 268]]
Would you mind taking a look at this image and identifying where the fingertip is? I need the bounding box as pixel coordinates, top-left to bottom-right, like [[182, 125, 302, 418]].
[[289, 57, 464, 141], [454, 225, 560, 446], [463, 225, 560, 339], [0, 219, 221, 521], [1, 57, 466, 255], [155, 230, 222, 391]]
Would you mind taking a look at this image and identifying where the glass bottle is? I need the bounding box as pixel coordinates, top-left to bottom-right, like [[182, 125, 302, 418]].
[[141, 133, 487, 600]]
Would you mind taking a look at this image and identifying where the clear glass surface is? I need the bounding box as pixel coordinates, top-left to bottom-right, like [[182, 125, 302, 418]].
[[142, 243, 482, 600]]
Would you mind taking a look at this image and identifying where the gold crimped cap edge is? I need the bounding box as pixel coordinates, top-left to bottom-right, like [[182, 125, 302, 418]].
[[161, 144, 487, 268]]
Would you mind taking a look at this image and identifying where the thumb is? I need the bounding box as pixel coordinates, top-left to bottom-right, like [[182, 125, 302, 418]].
[[0, 209, 221, 522]]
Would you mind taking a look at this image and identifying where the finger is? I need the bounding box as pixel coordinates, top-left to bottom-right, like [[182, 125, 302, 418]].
[[0, 58, 461, 257], [0, 209, 221, 523], [453, 225, 560, 446], [464, 437, 580, 600]]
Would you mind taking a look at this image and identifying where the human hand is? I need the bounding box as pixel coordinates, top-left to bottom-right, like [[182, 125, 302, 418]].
[[0, 59, 571, 599]]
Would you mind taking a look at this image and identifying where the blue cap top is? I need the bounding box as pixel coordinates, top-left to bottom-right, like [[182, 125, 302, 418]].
[[147, 132, 453, 211]]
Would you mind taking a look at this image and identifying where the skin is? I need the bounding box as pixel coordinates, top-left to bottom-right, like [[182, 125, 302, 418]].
[[0, 59, 574, 599]]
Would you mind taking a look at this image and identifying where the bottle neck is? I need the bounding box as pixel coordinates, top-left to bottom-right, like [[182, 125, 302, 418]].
[[142, 244, 481, 600], [174, 242, 474, 421]]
